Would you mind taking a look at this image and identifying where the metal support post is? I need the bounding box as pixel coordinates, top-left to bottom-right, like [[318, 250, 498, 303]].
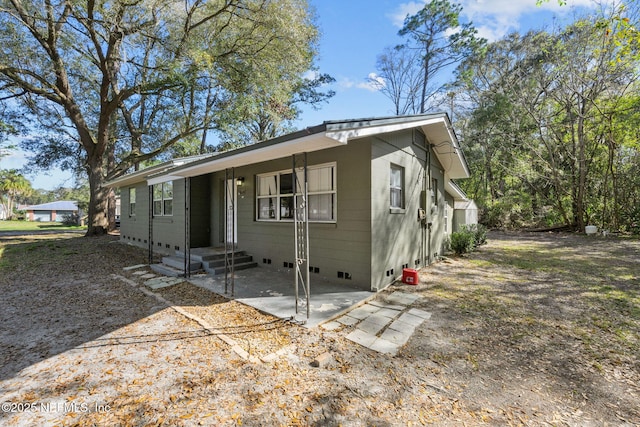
[[293, 153, 310, 318], [224, 168, 235, 296], [184, 177, 191, 278]]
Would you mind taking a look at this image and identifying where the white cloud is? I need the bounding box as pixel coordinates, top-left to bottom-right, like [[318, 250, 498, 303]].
[[337, 74, 385, 92], [357, 73, 386, 91], [391, 0, 606, 42], [388, 1, 425, 28]]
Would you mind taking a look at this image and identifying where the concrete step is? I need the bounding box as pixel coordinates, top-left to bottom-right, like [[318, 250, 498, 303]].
[[205, 261, 259, 275], [150, 263, 185, 277], [203, 254, 254, 269], [162, 255, 202, 272], [175, 249, 247, 262]]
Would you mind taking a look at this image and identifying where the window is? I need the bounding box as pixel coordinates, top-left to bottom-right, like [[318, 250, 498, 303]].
[[257, 163, 336, 222], [390, 164, 404, 209], [153, 182, 173, 216], [129, 188, 136, 216]]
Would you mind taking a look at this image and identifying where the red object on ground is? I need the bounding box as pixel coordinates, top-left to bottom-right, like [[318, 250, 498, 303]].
[[402, 268, 418, 285]]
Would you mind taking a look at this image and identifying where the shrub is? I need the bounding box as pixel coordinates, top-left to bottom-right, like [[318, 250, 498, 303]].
[[449, 229, 476, 256], [61, 213, 79, 226], [463, 224, 488, 247]]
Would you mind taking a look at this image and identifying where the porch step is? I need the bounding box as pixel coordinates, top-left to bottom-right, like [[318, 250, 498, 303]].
[[205, 260, 259, 275], [202, 254, 254, 270], [175, 248, 246, 263], [161, 255, 202, 272], [150, 263, 187, 277]]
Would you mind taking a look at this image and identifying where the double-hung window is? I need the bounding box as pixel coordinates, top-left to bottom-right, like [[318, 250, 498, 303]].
[[153, 182, 173, 216], [390, 164, 404, 210], [256, 163, 336, 222]]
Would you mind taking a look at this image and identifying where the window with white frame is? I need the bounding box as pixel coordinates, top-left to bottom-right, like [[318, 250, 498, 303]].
[[390, 164, 404, 209], [129, 188, 136, 216], [153, 182, 173, 216], [256, 163, 336, 222]]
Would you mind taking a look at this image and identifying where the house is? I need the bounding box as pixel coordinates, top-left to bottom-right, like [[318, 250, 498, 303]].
[[107, 114, 476, 292], [23, 200, 81, 223]]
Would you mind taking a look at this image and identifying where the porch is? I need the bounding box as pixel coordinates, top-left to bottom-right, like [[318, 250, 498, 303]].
[[187, 266, 374, 328]]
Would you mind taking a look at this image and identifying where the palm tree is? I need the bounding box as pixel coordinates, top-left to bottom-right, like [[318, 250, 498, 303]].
[[0, 169, 32, 219]]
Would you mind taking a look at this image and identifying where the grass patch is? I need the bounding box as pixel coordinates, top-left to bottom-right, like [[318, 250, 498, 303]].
[[0, 220, 85, 232]]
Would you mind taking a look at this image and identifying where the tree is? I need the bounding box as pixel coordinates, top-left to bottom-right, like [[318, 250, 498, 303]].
[[370, 46, 423, 115], [0, 169, 31, 218], [0, 0, 323, 235], [380, 0, 484, 114], [216, 70, 335, 147], [456, 7, 639, 231]]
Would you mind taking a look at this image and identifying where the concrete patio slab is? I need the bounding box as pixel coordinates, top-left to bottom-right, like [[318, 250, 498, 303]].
[[188, 267, 373, 328]]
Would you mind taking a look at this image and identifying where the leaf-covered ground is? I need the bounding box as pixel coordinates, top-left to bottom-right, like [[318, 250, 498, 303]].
[[0, 231, 638, 426]]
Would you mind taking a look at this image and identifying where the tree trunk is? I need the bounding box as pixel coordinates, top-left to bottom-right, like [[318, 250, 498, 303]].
[[85, 160, 109, 236]]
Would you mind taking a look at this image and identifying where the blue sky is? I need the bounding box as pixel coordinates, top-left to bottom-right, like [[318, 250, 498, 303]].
[[1, 0, 602, 190]]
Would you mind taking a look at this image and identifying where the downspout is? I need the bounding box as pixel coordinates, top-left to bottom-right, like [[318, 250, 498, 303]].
[[184, 178, 191, 278], [427, 144, 432, 265], [148, 185, 153, 264]]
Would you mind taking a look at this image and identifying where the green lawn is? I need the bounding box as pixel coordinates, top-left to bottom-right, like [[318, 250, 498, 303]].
[[0, 220, 86, 232]]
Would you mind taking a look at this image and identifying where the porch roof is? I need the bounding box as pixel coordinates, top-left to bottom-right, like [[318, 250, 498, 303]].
[[106, 113, 469, 187]]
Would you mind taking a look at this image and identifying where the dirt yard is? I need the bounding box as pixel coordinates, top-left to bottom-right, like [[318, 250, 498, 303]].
[[0, 231, 638, 426]]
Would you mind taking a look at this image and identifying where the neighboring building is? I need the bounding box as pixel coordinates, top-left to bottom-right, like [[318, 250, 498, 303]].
[[107, 114, 476, 292], [23, 201, 81, 222], [0, 204, 7, 220]]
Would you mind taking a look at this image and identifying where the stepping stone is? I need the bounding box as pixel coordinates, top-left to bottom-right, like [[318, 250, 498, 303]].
[[347, 304, 380, 320], [140, 273, 157, 279], [407, 308, 432, 320], [380, 327, 413, 346], [356, 315, 389, 335], [386, 291, 421, 306], [396, 312, 426, 328], [145, 277, 183, 290], [320, 321, 342, 331], [133, 271, 147, 276], [375, 307, 402, 319], [123, 264, 147, 271], [369, 338, 398, 355], [369, 300, 405, 311], [336, 315, 359, 326], [346, 329, 377, 348]]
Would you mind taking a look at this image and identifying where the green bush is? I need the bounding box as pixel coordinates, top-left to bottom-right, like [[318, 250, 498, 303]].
[[463, 224, 488, 247], [449, 229, 476, 256]]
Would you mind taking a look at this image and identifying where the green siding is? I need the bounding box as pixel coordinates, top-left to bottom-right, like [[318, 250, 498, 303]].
[[117, 127, 457, 291], [370, 130, 428, 291], [205, 139, 373, 290]]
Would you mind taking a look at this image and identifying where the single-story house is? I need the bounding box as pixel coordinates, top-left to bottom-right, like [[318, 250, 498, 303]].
[[107, 114, 477, 292], [23, 200, 81, 222]]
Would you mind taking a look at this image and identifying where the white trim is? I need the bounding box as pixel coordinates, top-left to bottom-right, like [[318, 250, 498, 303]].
[[147, 174, 182, 186], [256, 162, 337, 223]]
